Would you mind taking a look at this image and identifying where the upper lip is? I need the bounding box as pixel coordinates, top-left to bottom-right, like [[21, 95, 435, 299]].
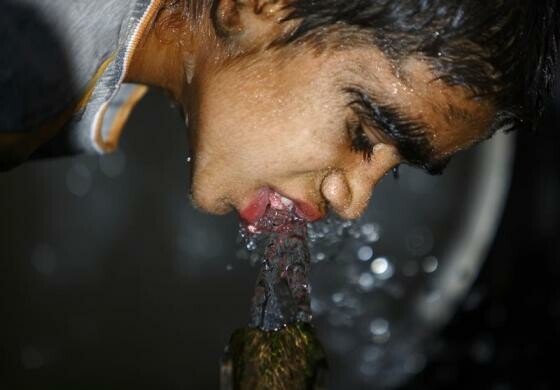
[[239, 187, 324, 224]]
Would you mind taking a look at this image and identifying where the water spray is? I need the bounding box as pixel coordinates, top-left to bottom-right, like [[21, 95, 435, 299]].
[[221, 192, 328, 389]]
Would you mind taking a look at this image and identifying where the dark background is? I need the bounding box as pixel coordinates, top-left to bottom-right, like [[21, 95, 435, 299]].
[[0, 92, 558, 390], [404, 98, 560, 390], [1, 1, 559, 388], [0, 6, 559, 383]]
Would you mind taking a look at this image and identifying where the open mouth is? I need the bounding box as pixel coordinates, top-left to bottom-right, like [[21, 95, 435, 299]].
[[239, 187, 323, 225]]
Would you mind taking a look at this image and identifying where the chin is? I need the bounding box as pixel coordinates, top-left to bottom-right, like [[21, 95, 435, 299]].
[[189, 186, 232, 216]]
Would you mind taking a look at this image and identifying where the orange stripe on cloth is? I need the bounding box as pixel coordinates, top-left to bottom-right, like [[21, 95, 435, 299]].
[[94, 85, 148, 152], [92, 0, 162, 152]]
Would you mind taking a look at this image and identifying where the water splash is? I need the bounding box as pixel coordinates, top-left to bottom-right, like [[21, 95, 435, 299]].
[[239, 193, 312, 331]]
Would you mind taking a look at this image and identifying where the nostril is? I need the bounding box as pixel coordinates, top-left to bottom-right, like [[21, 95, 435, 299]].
[[321, 170, 351, 214]]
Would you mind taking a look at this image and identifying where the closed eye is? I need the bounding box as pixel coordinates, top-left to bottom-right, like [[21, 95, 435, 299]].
[[347, 119, 376, 162]]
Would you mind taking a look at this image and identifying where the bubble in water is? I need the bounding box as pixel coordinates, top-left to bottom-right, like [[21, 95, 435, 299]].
[[357, 246, 374, 262]]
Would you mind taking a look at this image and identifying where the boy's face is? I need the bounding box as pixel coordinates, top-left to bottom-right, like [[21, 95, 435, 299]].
[[184, 39, 495, 222]]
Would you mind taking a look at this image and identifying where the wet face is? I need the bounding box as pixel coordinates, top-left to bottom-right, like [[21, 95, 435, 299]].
[[184, 41, 494, 221]]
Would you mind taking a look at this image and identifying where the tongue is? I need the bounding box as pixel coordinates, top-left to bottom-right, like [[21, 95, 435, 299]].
[[245, 191, 299, 234]]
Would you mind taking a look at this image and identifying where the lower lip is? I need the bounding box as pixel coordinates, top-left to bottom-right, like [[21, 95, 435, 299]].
[[239, 188, 323, 224]]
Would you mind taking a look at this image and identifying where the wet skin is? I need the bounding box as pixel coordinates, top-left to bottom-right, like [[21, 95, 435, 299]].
[[125, 0, 495, 221]]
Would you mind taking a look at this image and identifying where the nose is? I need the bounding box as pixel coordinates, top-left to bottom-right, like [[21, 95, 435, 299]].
[[320, 144, 401, 219]]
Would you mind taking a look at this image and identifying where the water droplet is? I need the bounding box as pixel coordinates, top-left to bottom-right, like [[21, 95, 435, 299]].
[[370, 257, 394, 280], [422, 256, 439, 273], [369, 318, 389, 336], [246, 240, 257, 251], [358, 272, 375, 291], [369, 318, 391, 343], [371, 257, 388, 274], [357, 246, 374, 261]]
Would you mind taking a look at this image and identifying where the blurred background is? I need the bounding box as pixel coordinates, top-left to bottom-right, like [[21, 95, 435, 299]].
[[0, 84, 559, 390]]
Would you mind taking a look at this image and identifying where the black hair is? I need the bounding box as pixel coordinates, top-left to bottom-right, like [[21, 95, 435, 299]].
[[283, 0, 560, 133]]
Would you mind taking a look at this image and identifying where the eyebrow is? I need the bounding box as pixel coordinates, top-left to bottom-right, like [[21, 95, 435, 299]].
[[344, 86, 450, 174]]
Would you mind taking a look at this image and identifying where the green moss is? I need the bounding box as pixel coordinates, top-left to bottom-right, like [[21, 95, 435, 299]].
[[225, 323, 328, 390]]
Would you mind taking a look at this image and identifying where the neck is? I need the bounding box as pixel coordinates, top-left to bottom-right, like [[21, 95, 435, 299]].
[[124, 1, 211, 101]]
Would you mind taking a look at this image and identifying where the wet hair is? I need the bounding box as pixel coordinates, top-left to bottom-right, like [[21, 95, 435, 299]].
[[283, 0, 560, 134], [159, 1, 559, 133]]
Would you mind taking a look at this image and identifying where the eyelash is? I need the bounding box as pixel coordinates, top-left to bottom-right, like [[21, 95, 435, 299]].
[[348, 121, 375, 162]]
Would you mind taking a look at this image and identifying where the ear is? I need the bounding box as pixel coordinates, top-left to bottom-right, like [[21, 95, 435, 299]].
[[214, 0, 293, 47]]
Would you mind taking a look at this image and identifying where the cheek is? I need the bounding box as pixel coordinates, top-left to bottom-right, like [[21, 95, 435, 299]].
[[194, 61, 349, 178]]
